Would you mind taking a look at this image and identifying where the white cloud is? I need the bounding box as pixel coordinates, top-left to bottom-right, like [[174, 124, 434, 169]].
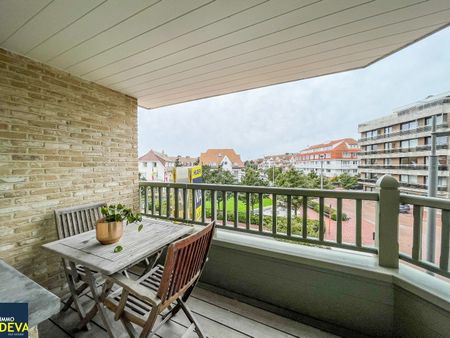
[[138, 27, 450, 160]]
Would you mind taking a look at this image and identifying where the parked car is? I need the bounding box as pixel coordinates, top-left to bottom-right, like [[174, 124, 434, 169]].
[[399, 204, 411, 214]]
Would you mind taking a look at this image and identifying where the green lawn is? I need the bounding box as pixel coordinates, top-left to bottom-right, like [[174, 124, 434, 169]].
[[205, 196, 272, 212]]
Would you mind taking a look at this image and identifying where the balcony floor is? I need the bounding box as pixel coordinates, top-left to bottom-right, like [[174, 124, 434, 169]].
[[39, 267, 338, 338]]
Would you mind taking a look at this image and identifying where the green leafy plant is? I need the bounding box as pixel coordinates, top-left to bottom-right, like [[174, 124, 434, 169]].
[[100, 204, 143, 253], [100, 204, 142, 224]]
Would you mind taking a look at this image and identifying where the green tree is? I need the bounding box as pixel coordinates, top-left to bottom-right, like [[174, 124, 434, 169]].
[[275, 167, 307, 215], [240, 163, 268, 213], [202, 165, 236, 185], [265, 166, 282, 185], [332, 173, 359, 189], [174, 157, 182, 167], [202, 165, 236, 211]]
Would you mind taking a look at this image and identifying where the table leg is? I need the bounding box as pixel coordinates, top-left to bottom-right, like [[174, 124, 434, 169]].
[[62, 259, 91, 330], [140, 249, 163, 277], [84, 268, 116, 338]]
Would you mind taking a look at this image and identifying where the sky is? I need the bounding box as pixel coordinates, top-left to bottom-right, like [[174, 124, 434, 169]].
[[138, 27, 450, 160]]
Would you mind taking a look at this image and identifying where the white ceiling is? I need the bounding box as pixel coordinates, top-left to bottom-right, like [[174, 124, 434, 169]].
[[1, 0, 449, 109]]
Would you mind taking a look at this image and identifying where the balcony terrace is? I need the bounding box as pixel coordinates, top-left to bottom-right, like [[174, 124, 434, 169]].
[[1, 2, 450, 338]]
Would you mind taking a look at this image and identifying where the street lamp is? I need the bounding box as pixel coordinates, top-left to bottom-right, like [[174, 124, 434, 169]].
[[320, 154, 325, 189], [426, 116, 450, 263]]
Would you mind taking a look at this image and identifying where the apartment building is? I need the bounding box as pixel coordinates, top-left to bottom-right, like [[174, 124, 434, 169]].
[[358, 92, 450, 195], [295, 138, 359, 177]]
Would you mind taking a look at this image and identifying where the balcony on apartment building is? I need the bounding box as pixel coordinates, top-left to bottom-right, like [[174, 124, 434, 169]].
[[1, 2, 450, 338], [358, 122, 450, 144]]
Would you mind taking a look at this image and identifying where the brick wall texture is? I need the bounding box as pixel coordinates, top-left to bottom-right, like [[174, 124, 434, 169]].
[[0, 48, 139, 294]]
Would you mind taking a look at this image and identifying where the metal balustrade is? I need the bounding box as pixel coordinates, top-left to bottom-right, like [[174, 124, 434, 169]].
[[358, 123, 449, 143], [358, 144, 448, 156], [358, 164, 448, 171], [399, 194, 450, 278], [139, 177, 450, 279]]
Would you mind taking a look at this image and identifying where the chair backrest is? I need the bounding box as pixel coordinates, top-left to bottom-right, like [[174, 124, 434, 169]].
[[157, 221, 215, 305], [54, 202, 106, 239]]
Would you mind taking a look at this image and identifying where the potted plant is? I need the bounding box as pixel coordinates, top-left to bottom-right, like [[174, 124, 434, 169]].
[[96, 204, 143, 246]]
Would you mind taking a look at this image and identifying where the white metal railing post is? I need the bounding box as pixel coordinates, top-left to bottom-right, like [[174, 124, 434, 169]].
[[376, 175, 400, 268]]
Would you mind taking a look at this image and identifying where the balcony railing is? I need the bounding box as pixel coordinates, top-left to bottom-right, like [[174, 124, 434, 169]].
[[359, 179, 448, 192], [358, 123, 449, 143], [358, 164, 448, 170], [139, 181, 378, 253], [359, 144, 449, 156], [139, 178, 450, 279], [399, 194, 450, 277]]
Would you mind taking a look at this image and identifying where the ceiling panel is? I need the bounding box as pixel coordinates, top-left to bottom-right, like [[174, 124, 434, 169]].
[[73, 0, 269, 77], [93, 0, 364, 86], [0, 0, 51, 43], [1, 0, 449, 109], [27, 0, 161, 61], [129, 16, 449, 100], [1, 0, 105, 54], [111, 3, 450, 95]]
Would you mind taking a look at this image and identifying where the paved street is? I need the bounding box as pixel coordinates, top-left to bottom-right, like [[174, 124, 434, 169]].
[[306, 198, 442, 263], [259, 198, 442, 264]]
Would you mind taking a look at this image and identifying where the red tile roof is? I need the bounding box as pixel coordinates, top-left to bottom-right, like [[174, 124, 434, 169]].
[[199, 149, 244, 168], [139, 150, 171, 165], [301, 138, 358, 152]]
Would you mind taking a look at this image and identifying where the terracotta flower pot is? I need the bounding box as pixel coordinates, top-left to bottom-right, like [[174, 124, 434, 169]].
[[96, 218, 123, 245]]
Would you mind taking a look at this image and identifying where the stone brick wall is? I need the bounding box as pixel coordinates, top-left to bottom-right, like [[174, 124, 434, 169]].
[[0, 48, 139, 293]]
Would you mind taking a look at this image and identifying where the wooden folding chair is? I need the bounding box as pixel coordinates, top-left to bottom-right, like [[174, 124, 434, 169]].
[[103, 221, 215, 338], [54, 202, 106, 328]]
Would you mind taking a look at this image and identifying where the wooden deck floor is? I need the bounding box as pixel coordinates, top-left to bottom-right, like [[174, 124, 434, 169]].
[[39, 268, 339, 338]]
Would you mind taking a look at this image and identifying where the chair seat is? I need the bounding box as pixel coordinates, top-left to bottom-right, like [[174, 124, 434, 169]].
[[104, 265, 165, 325]]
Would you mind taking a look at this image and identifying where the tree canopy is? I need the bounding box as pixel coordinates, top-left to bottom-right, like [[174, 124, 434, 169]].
[[202, 165, 236, 185]]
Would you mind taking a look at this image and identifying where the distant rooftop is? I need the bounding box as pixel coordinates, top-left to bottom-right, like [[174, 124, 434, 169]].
[[300, 138, 358, 153], [200, 149, 244, 168]]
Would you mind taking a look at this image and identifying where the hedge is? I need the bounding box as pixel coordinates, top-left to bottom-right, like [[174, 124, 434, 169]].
[[206, 209, 320, 237], [307, 200, 349, 221]]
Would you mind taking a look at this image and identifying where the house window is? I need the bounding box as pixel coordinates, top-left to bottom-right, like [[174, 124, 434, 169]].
[[425, 114, 444, 125], [384, 126, 393, 135], [384, 158, 392, 165], [400, 175, 417, 184], [400, 120, 418, 131], [437, 136, 448, 146], [438, 177, 448, 187], [400, 139, 418, 149], [424, 136, 447, 146], [385, 142, 393, 150], [366, 130, 378, 138]]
